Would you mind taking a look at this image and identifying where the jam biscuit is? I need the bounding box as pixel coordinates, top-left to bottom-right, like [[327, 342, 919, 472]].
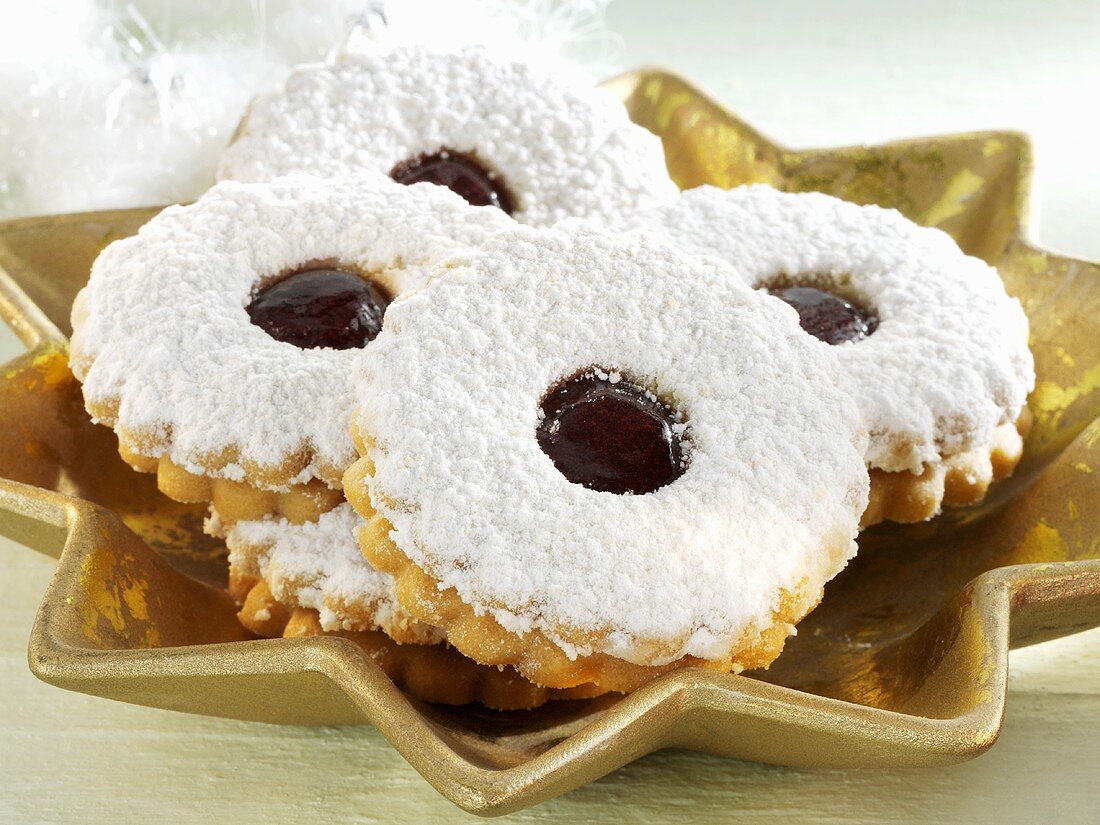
[[221, 503, 442, 644], [862, 411, 1032, 527], [234, 577, 604, 710], [222, 508, 605, 709], [217, 45, 678, 227], [623, 185, 1035, 525], [123, 446, 345, 525], [344, 222, 870, 692], [71, 173, 513, 521]]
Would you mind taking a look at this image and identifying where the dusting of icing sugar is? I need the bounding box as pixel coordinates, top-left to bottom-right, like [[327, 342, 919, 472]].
[[622, 185, 1036, 473], [70, 172, 514, 489], [225, 503, 443, 644], [216, 44, 678, 227], [351, 220, 870, 666]]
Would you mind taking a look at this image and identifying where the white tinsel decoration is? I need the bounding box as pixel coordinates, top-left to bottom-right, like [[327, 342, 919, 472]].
[[0, 0, 619, 220]]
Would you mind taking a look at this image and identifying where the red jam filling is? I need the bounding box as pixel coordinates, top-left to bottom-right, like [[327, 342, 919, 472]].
[[537, 371, 685, 495], [247, 268, 389, 350], [769, 285, 878, 345], [389, 149, 514, 213]]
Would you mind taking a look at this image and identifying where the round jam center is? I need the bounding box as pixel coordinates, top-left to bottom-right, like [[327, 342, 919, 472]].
[[770, 285, 877, 345], [246, 268, 389, 350], [389, 150, 514, 214], [536, 371, 685, 495]]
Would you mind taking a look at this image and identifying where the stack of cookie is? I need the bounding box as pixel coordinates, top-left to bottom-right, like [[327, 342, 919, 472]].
[[70, 44, 1034, 708]]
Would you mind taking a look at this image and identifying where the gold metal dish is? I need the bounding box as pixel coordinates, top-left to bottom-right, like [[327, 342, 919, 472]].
[[1, 69, 1098, 815]]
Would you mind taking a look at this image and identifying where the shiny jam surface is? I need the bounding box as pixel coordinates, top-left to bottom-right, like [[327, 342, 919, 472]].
[[389, 149, 514, 213], [246, 268, 389, 350], [537, 371, 685, 495], [770, 285, 878, 345]]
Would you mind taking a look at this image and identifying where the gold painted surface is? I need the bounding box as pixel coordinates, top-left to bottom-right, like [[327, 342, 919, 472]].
[[0, 69, 1097, 814]]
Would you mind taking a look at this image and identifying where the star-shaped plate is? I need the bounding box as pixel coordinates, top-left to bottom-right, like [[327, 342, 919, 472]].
[[0, 69, 1098, 815]]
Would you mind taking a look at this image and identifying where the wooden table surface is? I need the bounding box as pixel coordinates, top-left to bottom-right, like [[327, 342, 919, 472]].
[[3, 1, 1100, 822]]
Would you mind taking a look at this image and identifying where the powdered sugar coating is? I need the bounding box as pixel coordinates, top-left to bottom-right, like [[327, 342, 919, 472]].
[[70, 173, 514, 488], [217, 45, 678, 227], [225, 503, 443, 643], [352, 221, 870, 666], [623, 185, 1035, 473]]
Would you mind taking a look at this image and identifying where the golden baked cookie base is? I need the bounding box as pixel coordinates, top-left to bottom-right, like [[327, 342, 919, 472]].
[[226, 536, 439, 645], [861, 409, 1032, 528], [344, 437, 821, 693], [78, 387, 346, 508], [232, 575, 605, 710], [356, 513, 814, 692], [117, 441, 344, 525]]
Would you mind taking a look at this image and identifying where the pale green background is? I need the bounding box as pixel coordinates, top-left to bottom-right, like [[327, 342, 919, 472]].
[[3, 1, 1099, 822]]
